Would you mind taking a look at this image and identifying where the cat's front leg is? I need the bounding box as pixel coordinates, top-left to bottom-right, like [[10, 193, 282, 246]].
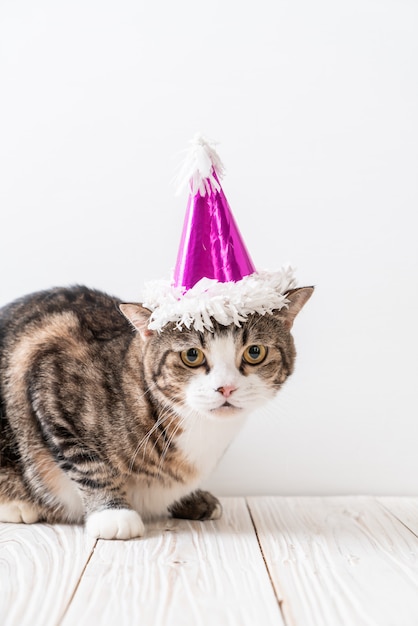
[[169, 489, 222, 521], [70, 471, 146, 540]]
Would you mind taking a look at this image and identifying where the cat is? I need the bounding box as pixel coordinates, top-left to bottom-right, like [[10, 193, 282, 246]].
[[0, 285, 313, 539]]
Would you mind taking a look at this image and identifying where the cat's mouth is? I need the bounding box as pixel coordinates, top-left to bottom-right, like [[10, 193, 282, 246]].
[[211, 401, 242, 414]]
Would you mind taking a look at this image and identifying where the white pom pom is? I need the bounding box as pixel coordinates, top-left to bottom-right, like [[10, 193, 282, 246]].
[[174, 133, 225, 196]]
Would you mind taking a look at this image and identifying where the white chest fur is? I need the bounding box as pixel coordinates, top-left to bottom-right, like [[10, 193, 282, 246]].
[[126, 411, 246, 520], [176, 410, 247, 479]]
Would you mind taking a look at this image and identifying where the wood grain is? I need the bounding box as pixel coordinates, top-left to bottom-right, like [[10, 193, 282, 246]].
[[61, 498, 284, 626], [2, 497, 418, 626], [378, 497, 418, 537], [247, 496, 418, 626], [0, 522, 95, 626]]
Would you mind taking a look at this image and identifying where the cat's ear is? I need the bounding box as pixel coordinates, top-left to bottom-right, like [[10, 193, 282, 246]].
[[119, 304, 154, 340], [277, 287, 314, 331]]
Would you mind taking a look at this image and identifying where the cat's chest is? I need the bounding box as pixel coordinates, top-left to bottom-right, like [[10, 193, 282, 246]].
[[126, 412, 246, 518], [175, 411, 247, 478]]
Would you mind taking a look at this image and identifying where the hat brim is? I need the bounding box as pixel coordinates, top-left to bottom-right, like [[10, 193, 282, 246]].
[[142, 267, 297, 332]]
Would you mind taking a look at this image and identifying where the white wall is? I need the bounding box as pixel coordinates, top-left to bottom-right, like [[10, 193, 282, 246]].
[[1, 0, 417, 495]]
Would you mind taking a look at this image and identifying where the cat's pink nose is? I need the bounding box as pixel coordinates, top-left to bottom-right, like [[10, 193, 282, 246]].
[[217, 385, 237, 398]]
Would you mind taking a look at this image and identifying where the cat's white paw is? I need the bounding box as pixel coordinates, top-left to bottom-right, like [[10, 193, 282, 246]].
[[86, 508, 145, 540], [0, 501, 40, 524]]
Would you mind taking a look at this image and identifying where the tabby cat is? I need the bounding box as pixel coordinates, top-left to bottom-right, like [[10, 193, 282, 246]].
[[0, 285, 312, 539]]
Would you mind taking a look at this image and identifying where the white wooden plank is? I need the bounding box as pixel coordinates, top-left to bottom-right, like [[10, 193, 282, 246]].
[[247, 496, 418, 626], [62, 497, 284, 626], [0, 522, 96, 626], [378, 497, 418, 537]]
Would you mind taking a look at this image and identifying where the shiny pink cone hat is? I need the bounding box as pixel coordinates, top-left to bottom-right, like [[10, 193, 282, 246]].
[[142, 134, 296, 332], [173, 162, 256, 289]]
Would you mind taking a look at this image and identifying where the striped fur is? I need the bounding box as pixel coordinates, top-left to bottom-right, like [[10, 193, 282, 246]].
[[0, 285, 312, 538]]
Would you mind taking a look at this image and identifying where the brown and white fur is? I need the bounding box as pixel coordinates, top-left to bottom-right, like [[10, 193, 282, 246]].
[[0, 285, 312, 539]]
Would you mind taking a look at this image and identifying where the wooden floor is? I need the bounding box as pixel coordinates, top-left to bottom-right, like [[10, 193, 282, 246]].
[[1, 497, 418, 626]]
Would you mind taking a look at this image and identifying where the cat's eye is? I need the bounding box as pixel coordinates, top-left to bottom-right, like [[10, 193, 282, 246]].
[[180, 348, 206, 368], [242, 344, 267, 365]]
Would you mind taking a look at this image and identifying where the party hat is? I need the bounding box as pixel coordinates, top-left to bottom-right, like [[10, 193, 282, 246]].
[[173, 135, 256, 290], [142, 135, 296, 332]]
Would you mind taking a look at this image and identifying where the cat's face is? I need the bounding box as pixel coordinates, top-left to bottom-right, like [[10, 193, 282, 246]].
[[178, 325, 291, 418], [121, 288, 313, 421], [142, 317, 293, 420]]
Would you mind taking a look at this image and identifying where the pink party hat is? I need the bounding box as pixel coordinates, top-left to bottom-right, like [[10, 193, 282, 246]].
[[173, 136, 256, 290], [142, 135, 296, 332]]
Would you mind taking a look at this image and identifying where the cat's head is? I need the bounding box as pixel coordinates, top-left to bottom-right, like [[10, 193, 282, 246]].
[[120, 287, 313, 420]]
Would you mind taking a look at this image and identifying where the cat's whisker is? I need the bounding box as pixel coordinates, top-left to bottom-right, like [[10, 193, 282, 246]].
[[156, 412, 187, 479], [173, 407, 201, 461], [154, 403, 194, 477], [128, 391, 182, 473], [146, 404, 178, 462], [128, 407, 173, 472], [127, 380, 174, 471]]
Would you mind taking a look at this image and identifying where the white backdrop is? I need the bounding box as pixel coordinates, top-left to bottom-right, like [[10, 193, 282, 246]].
[[1, 0, 417, 495]]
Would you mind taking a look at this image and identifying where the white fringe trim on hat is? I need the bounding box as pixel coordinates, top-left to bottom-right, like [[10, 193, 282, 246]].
[[141, 267, 297, 333]]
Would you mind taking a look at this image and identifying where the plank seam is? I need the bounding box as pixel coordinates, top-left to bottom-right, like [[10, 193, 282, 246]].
[[376, 499, 418, 540], [57, 538, 99, 625], [245, 498, 291, 626]]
